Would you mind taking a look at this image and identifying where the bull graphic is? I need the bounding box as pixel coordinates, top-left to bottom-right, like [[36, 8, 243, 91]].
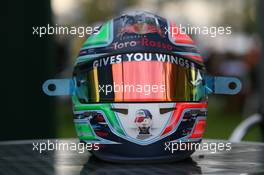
[[117, 13, 164, 38]]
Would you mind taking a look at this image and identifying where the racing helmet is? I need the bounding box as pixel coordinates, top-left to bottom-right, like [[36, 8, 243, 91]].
[[43, 11, 241, 162]]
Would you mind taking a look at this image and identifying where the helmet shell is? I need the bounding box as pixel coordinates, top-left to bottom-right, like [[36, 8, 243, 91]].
[[73, 11, 207, 162]]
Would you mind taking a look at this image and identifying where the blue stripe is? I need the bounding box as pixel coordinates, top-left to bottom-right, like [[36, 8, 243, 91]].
[[174, 52, 201, 57]]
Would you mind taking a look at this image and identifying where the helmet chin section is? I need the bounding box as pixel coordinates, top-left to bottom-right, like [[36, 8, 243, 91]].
[[73, 102, 207, 162]]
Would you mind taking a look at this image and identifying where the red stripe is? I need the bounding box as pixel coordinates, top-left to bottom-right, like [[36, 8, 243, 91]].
[[169, 21, 204, 63], [185, 55, 203, 62], [95, 131, 109, 137], [169, 21, 194, 45], [189, 119, 206, 138], [161, 102, 207, 136]]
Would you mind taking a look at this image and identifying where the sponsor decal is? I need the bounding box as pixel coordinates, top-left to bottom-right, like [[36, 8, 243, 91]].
[[134, 109, 153, 140], [112, 38, 172, 50], [112, 103, 174, 145], [92, 52, 195, 69], [190, 70, 203, 86], [117, 21, 164, 38]]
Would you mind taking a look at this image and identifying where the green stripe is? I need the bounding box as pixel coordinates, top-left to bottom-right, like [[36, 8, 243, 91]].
[[82, 20, 112, 48], [72, 96, 125, 136], [74, 122, 98, 140]]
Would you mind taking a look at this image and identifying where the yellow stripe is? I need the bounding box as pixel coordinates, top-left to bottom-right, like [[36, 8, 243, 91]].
[[93, 68, 100, 102]]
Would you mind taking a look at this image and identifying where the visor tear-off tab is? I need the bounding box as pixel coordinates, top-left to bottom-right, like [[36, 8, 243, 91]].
[[42, 79, 74, 96], [42, 76, 242, 96], [206, 76, 242, 95]]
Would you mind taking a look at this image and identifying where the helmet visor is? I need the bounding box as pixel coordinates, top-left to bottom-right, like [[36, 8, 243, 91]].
[[74, 53, 207, 103]]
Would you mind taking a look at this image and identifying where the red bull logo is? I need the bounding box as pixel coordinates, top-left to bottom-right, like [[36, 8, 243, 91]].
[[117, 23, 164, 38]]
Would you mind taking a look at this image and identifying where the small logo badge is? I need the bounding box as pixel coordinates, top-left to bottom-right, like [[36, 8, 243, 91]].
[[117, 13, 164, 38], [134, 109, 153, 140], [190, 70, 203, 86]]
